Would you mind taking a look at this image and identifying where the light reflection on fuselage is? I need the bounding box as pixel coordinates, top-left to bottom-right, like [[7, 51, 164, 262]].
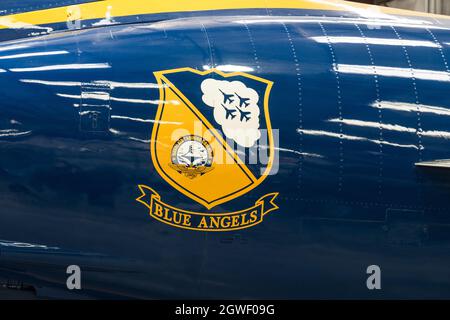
[[297, 128, 419, 149], [235, 17, 447, 30], [371, 101, 450, 116], [9, 63, 111, 72], [0, 50, 68, 60], [311, 36, 439, 48], [334, 64, 450, 82], [328, 118, 450, 139], [20, 79, 163, 89]]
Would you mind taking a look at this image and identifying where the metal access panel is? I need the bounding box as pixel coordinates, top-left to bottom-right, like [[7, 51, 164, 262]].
[[79, 82, 111, 133]]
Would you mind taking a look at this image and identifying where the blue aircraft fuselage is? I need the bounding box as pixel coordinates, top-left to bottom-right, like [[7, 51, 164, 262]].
[[0, 1, 450, 298]]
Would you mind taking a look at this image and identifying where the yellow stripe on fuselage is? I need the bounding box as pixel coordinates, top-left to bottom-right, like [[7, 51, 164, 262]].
[[0, 0, 447, 30]]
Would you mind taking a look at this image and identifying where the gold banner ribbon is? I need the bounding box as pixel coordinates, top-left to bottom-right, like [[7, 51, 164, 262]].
[[136, 185, 279, 231]]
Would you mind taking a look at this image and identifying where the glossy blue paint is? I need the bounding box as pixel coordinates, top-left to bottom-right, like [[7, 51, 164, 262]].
[[1, 9, 450, 298]]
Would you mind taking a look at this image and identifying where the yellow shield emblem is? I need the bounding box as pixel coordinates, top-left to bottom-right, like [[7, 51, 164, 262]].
[[150, 68, 274, 210]]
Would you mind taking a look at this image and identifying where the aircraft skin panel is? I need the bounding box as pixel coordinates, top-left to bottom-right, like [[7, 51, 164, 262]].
[[0, 0, 444, 28], [0, 4, 450, 299], [0, 0, 449, 42]]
